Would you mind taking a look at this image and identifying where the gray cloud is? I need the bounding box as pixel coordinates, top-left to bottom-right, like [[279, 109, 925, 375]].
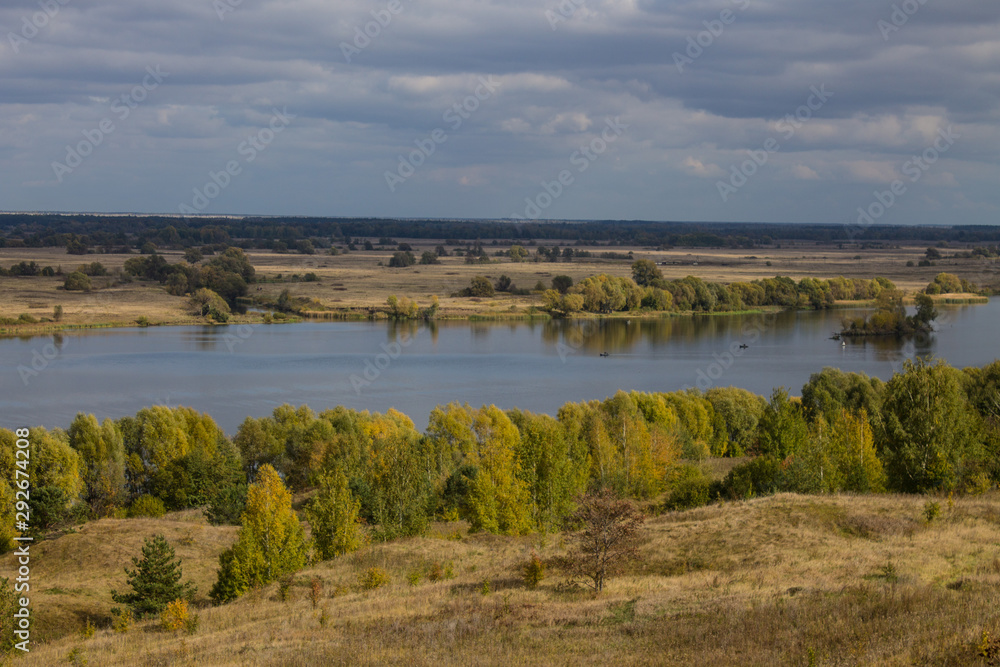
[[0, 0, 997, 223]]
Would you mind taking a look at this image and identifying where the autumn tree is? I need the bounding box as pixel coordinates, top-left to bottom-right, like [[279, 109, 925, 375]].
[[559, 490, 645, 593], [210, 465, 308, 603], [69, 413, 127, 516], [305, 469, 362, 560], [465, 405, 532, 535], [111, 534, 195, 617]]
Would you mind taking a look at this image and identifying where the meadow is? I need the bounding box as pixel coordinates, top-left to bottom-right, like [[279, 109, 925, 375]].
[[0, 241, 993, 328], [5, 488, 1000, 666]]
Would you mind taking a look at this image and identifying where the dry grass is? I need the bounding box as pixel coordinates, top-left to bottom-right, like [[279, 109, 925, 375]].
[[8, 492, 1000, 666], [1, 243, 995, 329]]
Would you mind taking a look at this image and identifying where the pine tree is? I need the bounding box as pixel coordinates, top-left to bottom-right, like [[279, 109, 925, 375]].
[[305, 469, 362, 560], [111, 534, 195, 617], [210, 465, 308, 603]]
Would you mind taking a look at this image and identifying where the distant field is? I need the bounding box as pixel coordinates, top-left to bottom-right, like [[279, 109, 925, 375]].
[[7, 490, 1000, 665], [0, 242, 996, 326]]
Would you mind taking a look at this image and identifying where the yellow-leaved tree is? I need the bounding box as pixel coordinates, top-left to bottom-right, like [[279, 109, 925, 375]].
[[210, 465, 308, 603], [466, 405, 531, 535]]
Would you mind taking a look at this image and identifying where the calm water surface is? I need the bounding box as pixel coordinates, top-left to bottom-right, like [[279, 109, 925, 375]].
[[2, 301, 998, 433]]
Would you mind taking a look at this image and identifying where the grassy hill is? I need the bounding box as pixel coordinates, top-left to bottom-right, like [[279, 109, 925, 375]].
[[6, 492, 1000, 666]]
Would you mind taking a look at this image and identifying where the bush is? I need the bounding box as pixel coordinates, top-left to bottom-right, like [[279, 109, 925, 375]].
[[128, 495, 166, 518], [359, 567, 390, 590], [160, 598, 190, 633], [388, 251, 416, 268], [723, 457, 783, 500], [63, 271, 91, 291], [522, 551, 546, 590], [466, 275, 495, 297], [663, 465, 712, 511], [111, 609, 133, 634]]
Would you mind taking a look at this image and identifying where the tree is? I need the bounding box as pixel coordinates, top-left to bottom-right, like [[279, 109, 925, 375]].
[[559, 490, 644, 593], [111, 534, 195, 617], [305, 469, 362, 560], [756, 388, 809, 460], [879, 358, 982, 492], [210, 465, 308, 603], [467, 276, 495, 297], [551, 275, 573, 294], [508, 245, 527, 262], [63, 271, 91, 291], [631, 259, 662, 287], [419, 251, 439, 265], [465, 406, 532, 535], [388, 251, 415, 267]]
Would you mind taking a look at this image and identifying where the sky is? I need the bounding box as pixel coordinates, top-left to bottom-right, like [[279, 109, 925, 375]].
[[0, 0, 998, 225]]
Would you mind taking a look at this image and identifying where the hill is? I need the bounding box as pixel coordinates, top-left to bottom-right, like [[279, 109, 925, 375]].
[[5, 492, 1000, 666]]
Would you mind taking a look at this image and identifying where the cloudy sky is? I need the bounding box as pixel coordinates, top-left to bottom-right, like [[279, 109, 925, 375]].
[[1, 0, 998, 224]]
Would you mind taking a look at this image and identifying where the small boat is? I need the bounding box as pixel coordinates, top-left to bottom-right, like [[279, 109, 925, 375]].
[[739, 344, 748, 349], [600, 352, 609, 357], [830, 333, 841, 340]]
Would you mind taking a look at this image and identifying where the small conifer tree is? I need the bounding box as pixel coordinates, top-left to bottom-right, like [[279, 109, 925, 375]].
[[111, 534, 195, 617]]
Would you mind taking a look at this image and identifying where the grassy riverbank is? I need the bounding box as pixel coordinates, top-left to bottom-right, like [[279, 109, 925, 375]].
[[0, 243, 993, 334]]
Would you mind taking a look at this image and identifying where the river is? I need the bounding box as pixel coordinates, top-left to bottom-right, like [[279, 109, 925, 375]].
[[2, 301, 997, 433]]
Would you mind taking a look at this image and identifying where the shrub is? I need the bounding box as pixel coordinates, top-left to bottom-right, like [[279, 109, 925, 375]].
[[428, 562, 443, 582], [160, 598, 190, 633], [128, 495, 166, 518], [359, 567, 390, 590], [664, 465, 712, 511], [522, 551, 546, 590], [53, 305, 64, 321], [310, 578, 323, 608], [723, 457, 783, 500], [923, 500, 941, 523], [111, 609, 132, 634]]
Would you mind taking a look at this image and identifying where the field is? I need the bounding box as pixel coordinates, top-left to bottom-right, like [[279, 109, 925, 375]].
[[6, 488, 1000, 666], [0, 242, 997, 329]]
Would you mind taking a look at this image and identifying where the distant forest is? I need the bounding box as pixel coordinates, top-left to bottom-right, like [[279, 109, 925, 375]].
[[2, 214, 1000, 253]]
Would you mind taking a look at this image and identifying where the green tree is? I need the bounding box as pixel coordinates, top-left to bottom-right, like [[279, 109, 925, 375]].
[[111, 534, 195, 617], [756, 388, 809, 460], [880, 358, 982, 492], [305, 469, 362, 560], [467, 275, 495, 297], [465, 406, 532, 535], [210, 465, 308, 603], [63, 271, 91, 291], [631, 259, 662, 287]]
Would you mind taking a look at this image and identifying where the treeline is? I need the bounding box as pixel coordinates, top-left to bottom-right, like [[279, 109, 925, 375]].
[[3, 214, 1000, 252], [2, 357, 998, 556], [544, 262, 897, 315]]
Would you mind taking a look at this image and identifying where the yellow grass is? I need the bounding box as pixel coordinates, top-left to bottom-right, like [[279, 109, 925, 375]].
[[7, 492, 1000, 665]]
